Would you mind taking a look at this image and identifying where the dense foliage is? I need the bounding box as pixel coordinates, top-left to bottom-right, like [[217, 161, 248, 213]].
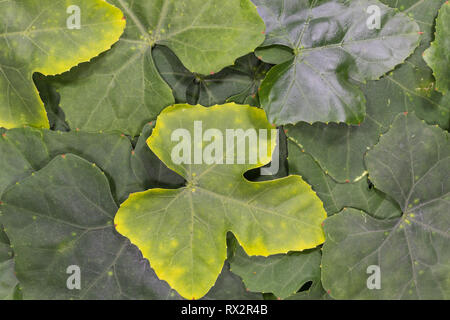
[[0, 0, 448, 300]]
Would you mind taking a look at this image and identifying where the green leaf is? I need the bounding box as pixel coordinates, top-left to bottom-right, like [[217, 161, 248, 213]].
[[0, 154, 180, 299], [285, 0, 450, 183], [224, 55, 273, 108], [285, 281, 331, 300], [131, 122, 185, 190], [245, 126, 289, 182], [286, 121, 380, 183], [288, 143, 401, 218], [114, 103, 326, 299], [52, 0, 265, 136], [154, 47, 271, 107], [0, 127, 144, 203], [127, 0, 265, 75], [33, 73, 69, 132], [0, 125, 187, 300], [203, 263, 263, 300], [51, 39, 174, 137], [0, 227, 18, 300], [254, 45, 294, 65], [255, 0, 420, 125], [228, 235, 321, 299], [322, 113, 450, 299], [423, 2, 450, 95], [0, 260, 18, 300], [0, 0, 125, 129]]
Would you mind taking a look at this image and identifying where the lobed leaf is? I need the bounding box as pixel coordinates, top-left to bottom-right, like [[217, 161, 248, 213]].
[[255, 0, 420, 125], [52, 0, 265, 136], [285, 0, 449, 183], [0, 154, 180, 299], [114, 103, 326, 299], [322, 113, 450, 299], [0, 0, 125, 129]]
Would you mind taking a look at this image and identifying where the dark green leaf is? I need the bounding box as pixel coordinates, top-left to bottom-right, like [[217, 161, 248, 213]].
[[1, 154, 180, 299], [0, 227, 18, 300], [285, 0, 450, 183], [203, 263, 263, 300], [255, 0, 420, 125], [0, 127, 142, 203], [228, 234, 321, 299], [154, 47, 271, 107], [423, 2, 450, 95], [52, 0, 265, 136], [288, 142, 401, 218], [131, 122, 185, 190], [255, 45, 294, 65], [322, 113, 450, 299]]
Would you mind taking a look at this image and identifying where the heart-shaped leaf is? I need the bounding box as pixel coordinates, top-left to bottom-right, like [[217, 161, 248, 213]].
[[114, 103, 326, 299], [423, 2, 450, 95], [0, 0, 125, 129], [322, 113, 450, 299], [284, 0, 449, 183], [52, 0, 265, 136], [0, 154, 180, 299], [255, 0, 420, 125], [0, 126, 192, 297]]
